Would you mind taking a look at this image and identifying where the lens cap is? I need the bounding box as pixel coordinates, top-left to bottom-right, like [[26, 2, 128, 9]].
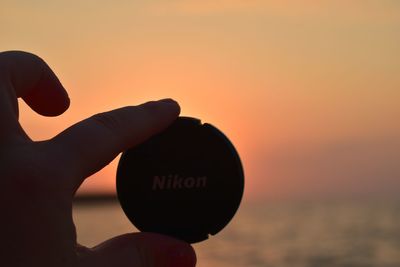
[[116, 116, 244, 243]]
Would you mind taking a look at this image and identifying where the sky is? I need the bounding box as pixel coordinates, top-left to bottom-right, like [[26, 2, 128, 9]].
[[1, 1, 399, 201]]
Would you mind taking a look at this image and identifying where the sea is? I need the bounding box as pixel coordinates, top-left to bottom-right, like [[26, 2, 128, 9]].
[[73, 198, 400, 267]]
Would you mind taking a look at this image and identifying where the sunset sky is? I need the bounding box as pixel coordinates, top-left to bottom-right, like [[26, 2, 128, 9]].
[[1, 1, 399, 201]]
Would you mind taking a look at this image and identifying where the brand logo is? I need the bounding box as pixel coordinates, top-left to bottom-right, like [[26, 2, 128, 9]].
[[152, 174, 207, 190]]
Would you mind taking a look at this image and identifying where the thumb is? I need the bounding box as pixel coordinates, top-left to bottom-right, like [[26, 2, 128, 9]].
[[78, 233, 196, 267]]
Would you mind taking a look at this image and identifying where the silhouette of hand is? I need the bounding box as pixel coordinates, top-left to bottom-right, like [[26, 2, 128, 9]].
[[0, 51, 196, 267]]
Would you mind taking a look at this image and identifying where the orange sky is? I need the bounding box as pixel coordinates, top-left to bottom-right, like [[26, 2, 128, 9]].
[[1, 1, 400, 201]]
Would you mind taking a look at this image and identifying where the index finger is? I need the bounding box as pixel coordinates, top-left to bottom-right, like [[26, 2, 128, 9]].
[[50, 99, 180, 190], [0, 51, 70, 142]]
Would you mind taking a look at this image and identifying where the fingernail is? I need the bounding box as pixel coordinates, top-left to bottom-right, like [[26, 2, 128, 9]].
[[168, 245, 196, 267], [142, 99, 180, 116], [142, 99, 177, 108]]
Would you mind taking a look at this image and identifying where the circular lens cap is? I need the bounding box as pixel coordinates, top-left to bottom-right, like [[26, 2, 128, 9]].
[[116, 116, 244, 243]]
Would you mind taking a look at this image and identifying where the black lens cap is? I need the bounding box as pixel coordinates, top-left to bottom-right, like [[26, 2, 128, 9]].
[[116, 116, 244, 243]]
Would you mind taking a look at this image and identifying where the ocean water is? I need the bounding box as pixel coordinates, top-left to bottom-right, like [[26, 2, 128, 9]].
[[73, 199, 400, 267]]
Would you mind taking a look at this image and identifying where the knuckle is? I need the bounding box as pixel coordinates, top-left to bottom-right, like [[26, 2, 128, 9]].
[[0, 51, 47, 92], [0, 51, 45, 67]]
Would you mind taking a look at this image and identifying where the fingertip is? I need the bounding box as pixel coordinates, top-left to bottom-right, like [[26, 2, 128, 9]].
[[167, 241, 197, 267], [24, 71, 70, 116], [87, 232, 196, 267], [0, 50, 71, 117], [142, 98, 181, 118], [32, 58, 70, 116], [144, 232, 197, 267]]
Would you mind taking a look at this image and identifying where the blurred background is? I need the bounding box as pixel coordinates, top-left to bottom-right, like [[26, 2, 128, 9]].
[[1, 1, 400, 266]]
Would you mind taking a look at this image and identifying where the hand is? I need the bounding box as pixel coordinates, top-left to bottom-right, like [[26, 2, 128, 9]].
[[0, 51, 196, 267]]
